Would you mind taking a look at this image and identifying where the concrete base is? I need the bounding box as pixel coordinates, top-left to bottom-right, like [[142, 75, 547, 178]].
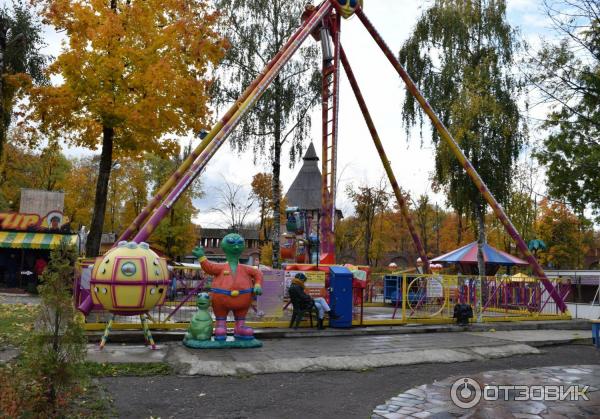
[[183, 337, 262, 349], [169, 343, 539, 376]]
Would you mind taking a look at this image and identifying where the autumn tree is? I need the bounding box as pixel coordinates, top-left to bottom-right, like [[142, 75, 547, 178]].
[[0, 1, 47, 163], [536, 199, 593, 269], [36, 142, 71, 191], [530, 1, 600, 220], [0, 139, 71, 210], [213, 0, 321, 268], [251, 172, 275, 243], [146, 147, 202, 258], [118, 159, 148, 229], [29, 0, 226, 256], [62, 157, 97, 229], [399, 0, 525, 281], [346, 180, 390, 266]]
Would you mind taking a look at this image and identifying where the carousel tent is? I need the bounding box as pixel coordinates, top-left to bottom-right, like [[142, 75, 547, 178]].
[[431, 242, 528, 275]]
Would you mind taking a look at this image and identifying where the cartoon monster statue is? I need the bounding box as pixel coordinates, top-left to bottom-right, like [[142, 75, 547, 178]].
[[193, 233, 263, 341], [183, 292, 213, 347]]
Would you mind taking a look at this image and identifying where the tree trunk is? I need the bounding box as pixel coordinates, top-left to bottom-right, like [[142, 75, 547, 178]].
[[364, 218, 371, 266], [0, 23, 8, 168], [86, 126, 114, 257], [457, 211, 463, 245], [435, 204, 441, 255], [475, 203, 486, 323], [271, 84, 282, 268]]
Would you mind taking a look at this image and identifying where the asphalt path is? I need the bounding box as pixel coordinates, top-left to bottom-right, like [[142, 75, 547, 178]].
[[102, 344, 600, 419]]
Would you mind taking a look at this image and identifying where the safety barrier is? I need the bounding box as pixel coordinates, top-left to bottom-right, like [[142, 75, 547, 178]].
[[79, 269, 571, 331]]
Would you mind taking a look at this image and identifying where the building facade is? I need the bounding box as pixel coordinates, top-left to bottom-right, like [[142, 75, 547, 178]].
[[194, 227, 260, 265]]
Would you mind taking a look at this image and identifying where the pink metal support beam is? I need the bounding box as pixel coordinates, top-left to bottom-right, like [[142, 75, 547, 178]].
[[340, 46, 431, 274], [132, 1, 334, 243], [118, 2, 331, 244], [355, 8, 567, 313]]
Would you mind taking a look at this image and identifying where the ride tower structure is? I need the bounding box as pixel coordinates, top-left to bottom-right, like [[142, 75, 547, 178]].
[[92, 0, 567, 314], [318, 11, 341, 265]]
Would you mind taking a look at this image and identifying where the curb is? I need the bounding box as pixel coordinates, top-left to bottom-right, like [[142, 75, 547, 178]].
[[169, 343, 541, 376], [85, 319, 592, 343]]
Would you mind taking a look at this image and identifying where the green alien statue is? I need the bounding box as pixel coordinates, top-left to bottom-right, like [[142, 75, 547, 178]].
[[183, 292, 214, 346]]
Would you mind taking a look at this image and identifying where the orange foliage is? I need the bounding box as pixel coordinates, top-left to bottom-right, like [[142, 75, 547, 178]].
[[27, 0, 227, 157], [536, 199, 592, 269]]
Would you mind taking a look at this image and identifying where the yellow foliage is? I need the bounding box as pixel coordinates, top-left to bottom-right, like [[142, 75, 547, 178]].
[[28, 0, 227, 155], [260, 243, 273, 267]]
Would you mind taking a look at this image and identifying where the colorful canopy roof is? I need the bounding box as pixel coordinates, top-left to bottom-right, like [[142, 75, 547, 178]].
[[0, 231, 78, 250], [431, 242, 528, 266]]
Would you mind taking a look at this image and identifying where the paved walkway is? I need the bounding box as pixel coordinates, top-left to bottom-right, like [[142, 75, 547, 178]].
[[87, 329, 594, 376], [372, 365, 600, 418], [0, 293, 40, 305]]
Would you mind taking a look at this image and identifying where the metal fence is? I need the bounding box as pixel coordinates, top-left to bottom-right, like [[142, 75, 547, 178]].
[[78, 268, 571, 331]]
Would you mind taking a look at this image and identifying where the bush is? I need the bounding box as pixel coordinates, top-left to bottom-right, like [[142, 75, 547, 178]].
[[0, 241, 87, 418]]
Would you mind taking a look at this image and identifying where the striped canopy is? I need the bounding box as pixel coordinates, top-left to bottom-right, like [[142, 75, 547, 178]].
[[0, 231, 78, 250], [431, 242, 528, 267]]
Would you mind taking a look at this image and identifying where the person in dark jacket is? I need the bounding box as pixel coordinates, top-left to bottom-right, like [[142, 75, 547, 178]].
[[288, 273, 339, 329]]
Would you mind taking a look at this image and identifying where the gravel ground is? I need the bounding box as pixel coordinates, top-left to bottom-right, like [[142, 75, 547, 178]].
[[101, 344, 600, 419]]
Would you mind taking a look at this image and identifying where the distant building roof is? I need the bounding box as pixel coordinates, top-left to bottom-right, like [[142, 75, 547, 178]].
[[198, 227, 259, 240], [285, 143, 323, 211]]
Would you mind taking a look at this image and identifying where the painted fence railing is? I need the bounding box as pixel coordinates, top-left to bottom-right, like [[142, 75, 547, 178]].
[[76, 267, 571, 331]]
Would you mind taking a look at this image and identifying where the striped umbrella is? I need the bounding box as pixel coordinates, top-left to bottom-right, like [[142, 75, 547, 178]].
[[431, 242, 528, 275]]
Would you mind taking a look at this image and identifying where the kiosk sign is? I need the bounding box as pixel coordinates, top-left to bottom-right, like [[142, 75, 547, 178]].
[[284, 270, 326, 298], [0, 211, 70, 232]]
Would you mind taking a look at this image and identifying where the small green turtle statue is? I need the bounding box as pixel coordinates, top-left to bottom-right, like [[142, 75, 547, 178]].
[[183, 292, 213, 347]]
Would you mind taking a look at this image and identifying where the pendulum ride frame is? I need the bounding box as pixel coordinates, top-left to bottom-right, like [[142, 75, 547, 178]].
[[112, 0, 566, 312], [354, 8, 567, 313], [340, 47, 431, 274], [118, 1, 334, 244], [130, 1, 335, 243]]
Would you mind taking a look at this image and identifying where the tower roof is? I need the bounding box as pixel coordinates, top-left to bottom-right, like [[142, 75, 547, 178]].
[[285, 143, 322, 210], [303, 142, 318, 161]]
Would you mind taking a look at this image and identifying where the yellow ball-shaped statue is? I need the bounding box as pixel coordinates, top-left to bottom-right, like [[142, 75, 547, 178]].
[[90, 241, 170, 315]]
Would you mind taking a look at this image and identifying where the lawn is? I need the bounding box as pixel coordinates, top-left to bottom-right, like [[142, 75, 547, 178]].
[[0, 304, 38, 347]]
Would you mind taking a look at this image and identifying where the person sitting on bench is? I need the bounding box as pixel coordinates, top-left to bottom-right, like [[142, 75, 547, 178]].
[[288, 273, 339, 329]]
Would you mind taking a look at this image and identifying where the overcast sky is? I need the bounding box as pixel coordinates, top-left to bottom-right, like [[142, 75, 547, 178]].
[[33, 0, 555, 229]]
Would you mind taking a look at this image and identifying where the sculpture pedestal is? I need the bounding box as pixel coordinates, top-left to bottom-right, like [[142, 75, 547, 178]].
[[183, 336, 262, 349]]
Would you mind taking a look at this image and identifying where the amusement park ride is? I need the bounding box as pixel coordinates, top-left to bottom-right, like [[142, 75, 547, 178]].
[[77, 0, 568, 339]]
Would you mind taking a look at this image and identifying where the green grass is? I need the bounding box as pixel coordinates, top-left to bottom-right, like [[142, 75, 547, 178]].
[[82, 361, 173, 377], [0, 303, 38, 347]]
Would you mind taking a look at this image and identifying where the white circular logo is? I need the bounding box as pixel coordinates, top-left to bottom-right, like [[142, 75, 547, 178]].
[[451, 377, 482, 409]]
